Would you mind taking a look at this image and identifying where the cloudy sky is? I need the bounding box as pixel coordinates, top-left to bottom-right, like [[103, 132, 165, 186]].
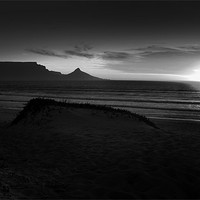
[[1, 1, 200, 81]]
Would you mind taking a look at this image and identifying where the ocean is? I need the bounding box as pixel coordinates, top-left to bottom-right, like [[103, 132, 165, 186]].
[[0, 80, 200, 121]]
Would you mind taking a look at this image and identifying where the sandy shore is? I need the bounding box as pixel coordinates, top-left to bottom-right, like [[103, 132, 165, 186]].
[[0, 100, 200, 199]]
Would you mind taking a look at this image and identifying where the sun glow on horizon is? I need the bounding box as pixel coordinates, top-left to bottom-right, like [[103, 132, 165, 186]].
[[188, 69, 200, 82]]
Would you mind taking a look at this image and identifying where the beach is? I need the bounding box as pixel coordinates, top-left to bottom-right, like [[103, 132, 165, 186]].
[[0, 81, 200, 199], [0, 99, 200, 199]]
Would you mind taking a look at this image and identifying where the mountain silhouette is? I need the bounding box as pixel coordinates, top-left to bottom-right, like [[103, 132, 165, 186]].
[[0, 62, 102, 81], [65, 68, 101, 80]]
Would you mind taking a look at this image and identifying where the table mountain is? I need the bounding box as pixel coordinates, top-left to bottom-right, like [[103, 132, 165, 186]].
[[0, 62, 102, 81]]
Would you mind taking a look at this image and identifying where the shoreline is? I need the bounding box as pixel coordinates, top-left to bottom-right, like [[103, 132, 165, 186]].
[[150, 116, 200, 122], [1, 106, 200, 126]]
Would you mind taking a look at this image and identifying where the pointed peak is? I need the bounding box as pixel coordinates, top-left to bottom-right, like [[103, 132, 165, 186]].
[[74, 68, 81, 72]]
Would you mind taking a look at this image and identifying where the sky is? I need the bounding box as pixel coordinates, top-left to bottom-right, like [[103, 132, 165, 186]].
[[1, 1, 200, 81]]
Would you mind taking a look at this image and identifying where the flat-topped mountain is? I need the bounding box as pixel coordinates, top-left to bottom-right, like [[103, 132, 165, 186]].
[[0, 62, 102, 81]]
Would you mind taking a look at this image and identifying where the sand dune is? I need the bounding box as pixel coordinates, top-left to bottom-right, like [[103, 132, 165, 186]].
[[0, 99, 200, 199]]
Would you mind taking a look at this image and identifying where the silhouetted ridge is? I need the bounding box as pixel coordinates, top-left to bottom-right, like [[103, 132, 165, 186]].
[[75, 68, 81, 71], [65, 67, 102, 80], [0, 62, 62, 81], [11, 98, 157, 128], [0, 62, 102, 81]]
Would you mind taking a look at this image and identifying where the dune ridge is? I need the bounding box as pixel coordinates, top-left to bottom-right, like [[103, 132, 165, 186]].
[[11, 98, 157, 128]]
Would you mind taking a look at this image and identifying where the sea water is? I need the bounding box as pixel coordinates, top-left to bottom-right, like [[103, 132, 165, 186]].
[[0, 81, 200, 121]]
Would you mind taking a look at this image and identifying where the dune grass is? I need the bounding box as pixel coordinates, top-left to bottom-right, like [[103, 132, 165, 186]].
[[11, 98, 157, 128]]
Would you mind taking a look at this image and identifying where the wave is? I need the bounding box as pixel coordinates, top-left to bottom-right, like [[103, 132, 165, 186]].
[[113, 105, 200, 113], [1, 93, 200, 105], [0, 98, 200, 113]]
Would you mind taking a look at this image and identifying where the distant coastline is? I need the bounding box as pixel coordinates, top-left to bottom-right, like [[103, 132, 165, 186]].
[[0, 62, 103, 81]]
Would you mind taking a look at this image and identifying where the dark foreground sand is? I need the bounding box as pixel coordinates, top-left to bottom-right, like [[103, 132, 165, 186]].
[[0, 100, 200, 199]]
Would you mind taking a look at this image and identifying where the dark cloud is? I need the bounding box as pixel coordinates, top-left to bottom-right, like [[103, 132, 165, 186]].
[[64, 44, 94, 59], [100, 51, 130, 60], [178, 45, 200, 51], [128, 45, 200, 60], [26, 48, 69, 58], [74, 44, 93, 52], [134, 45, 179, 52], [64, 50, 94, 59], [27, 45, 95, 59]]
